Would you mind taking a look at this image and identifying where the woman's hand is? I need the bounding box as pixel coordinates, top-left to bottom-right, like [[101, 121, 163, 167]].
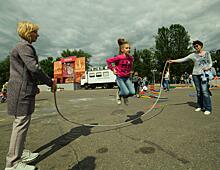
[[51, 81, 57, 93], [167, 60, 175, 63], [36, 87, 40, 94]]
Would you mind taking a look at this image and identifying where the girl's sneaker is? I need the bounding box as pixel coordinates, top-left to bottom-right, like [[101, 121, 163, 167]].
[[116, 90, 121, 105], [123, 97, 129, 105]]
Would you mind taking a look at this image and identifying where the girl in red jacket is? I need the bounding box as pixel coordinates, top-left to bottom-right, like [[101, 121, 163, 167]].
[[106, 38, 135, 105]]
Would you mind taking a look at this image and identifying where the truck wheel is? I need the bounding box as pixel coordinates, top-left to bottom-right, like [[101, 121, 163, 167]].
[[84, 84, 89, 90], [103, 84, 108, 89]]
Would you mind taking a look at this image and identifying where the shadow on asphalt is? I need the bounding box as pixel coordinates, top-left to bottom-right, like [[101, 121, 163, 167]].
[[120, 107, 190, 165], [30, 125, 94, 165], [125, 111, 144, 124], [31, 107, 167, 168], [35, 98, 48, 101], [143, 140, 190, 164], [187, 101, 197, 108], [92, 105, 166, 134], [171, 101, 197, 108], [70, 156, 96, 170]]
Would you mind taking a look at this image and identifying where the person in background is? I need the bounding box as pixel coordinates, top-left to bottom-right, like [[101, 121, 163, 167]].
[[1, 82, 8, 92], [162, 68, 170, 91], [168, 40, 212, 115], [172, 76, 177, 84], [1, 82, 8, 102], [141, 76, 148, 92], [5, 21, 56, 170], [189, 74, 195, 87], [132, 71, 142, 97], [180, 75, 184, 84], [106, 38, 135, 105], [183, 72, 190, 86]]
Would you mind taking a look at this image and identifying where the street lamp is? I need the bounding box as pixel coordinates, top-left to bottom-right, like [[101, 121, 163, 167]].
[[151, 69, 157, 84]]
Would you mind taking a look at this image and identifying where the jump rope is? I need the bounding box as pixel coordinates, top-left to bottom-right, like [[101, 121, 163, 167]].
[[53, 61, 170, 127]]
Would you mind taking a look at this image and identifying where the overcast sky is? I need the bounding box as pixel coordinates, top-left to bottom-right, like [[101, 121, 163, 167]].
[[0, 0, 219, 65]]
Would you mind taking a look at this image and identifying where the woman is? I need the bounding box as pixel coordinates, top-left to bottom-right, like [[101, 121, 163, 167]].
[[169, 40, 212, 115], [5, 21, 56, 170], [106, 38, 135, 105]]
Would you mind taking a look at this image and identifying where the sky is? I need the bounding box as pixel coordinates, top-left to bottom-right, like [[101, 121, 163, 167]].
[[0, 0, 220, 65]]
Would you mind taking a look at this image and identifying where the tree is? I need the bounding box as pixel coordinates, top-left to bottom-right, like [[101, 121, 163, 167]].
[[61, 49, 92, 70], [155, 26, 170, 69], [0, 56, 10, 88], [133, 48, 155, 82], [39, 57, 54, 78], [155, 24, 193, 80]]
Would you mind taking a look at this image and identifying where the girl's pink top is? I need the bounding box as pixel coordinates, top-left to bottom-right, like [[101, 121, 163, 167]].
[[106, 54, 134, 78]]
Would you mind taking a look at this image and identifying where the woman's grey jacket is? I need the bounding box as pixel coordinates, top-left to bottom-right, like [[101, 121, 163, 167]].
[[7, 40, 53, 116]]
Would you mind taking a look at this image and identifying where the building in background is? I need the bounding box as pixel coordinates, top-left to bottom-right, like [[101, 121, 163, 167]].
[[53, 56, 85, 84]]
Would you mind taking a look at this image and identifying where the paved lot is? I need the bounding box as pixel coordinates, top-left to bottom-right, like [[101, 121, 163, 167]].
[[0, 87, 220, 170]]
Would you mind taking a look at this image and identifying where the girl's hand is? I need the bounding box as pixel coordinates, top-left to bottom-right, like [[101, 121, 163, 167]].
[[113, 69, 117, 75]]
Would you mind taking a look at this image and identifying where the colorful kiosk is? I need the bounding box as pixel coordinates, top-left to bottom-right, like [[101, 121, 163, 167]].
[[53, 56, 85, 84]]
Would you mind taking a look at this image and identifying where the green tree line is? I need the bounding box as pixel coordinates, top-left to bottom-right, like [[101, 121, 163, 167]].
[[1, 24, 220, 88]]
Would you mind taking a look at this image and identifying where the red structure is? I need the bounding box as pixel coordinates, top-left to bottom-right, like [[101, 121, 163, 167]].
[[54, 56, 85, 84]]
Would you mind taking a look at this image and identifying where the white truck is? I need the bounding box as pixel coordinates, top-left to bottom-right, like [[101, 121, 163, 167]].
[[80, 67, 117, 89]]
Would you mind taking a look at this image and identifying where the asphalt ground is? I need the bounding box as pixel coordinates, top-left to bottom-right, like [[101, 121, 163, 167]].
[[0, 87, 220, 170]]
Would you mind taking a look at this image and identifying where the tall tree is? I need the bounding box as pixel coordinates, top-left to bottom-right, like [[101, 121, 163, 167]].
[[133, 48, 155, 82], [155, 24, 193, 80], [154, 26, 170, 70], [39, 57, 54, 78], [169, 24, 192, 57]]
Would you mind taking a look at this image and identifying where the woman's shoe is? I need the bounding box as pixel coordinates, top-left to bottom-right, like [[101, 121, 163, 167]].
[[195, 108, 201, 112], [204, 111, 211, 115], [5, 162, 35, 170], [21, 149, 39, 163]]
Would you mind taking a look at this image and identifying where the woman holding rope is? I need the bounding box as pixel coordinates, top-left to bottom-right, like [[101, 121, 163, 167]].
[[5, 21, 56, 170], [168, 40, 212, 115]]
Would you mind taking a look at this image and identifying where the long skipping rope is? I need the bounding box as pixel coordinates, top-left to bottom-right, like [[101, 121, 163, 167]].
[[53, 61, 170, 127]]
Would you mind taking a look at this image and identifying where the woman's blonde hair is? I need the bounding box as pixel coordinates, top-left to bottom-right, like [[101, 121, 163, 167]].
[[17, 21, 39, 43], [117, 38, 129, 54]]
